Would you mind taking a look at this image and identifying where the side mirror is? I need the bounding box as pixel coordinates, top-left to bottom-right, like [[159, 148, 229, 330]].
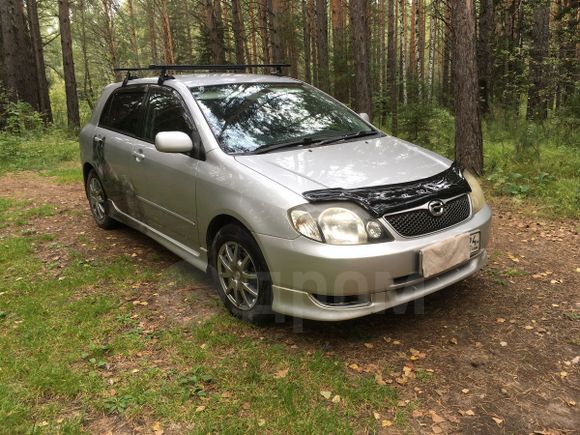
[[359, 112, 370, 123], [154, 131, 193, 153]]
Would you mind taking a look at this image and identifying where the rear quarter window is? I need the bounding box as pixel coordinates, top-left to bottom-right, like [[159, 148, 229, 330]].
[[99, 85, 148, 137]]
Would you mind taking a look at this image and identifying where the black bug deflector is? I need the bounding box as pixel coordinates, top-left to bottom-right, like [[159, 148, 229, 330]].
[[302, 162, 472, 217]]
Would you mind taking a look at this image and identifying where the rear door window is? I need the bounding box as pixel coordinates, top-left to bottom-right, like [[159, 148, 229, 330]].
[[99, 85, 148, 137], [143, 86, 195, 142]]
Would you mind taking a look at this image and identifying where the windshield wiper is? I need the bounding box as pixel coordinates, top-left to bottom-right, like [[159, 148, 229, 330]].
[[252, 130, 381, 155], [316, 130, 381, 146], [253, 137, 323, 154]]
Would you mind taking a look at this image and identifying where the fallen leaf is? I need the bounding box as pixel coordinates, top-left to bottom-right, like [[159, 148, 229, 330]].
[[374, 373, 386, 385], [500, 341, 508, 347], [348, 363, 362, 372], [395, 377, 408, 385], [492, 417, 503, 425], [195, 405, 206, 412], [432, 425, 443, 434], [152, 421, 163, 435], [496, 318, 506, 323], [524, 325, 534, 330], [373, 411, 381, 420], [465, 410, 475, 416], [364, 342, 374, 349], [381, 419, 393, 427], [258, 419, 266, 427], [320, 390, 332, 399], [450, 337, 458, 345], [430, 411, 445, 423], [392, 340, 401, 345], [462, 388, 470, 394], [412, 410, 424, 418], [332, 394, 341, 403], [274, 368, 289, 379], [568, 400, 576, 407]]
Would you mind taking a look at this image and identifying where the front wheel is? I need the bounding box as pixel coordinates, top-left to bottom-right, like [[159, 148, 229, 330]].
[[209, 224, 273, 324]]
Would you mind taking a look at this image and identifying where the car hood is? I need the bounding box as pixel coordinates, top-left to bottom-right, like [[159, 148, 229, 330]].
[[234, 135, 452, 195]]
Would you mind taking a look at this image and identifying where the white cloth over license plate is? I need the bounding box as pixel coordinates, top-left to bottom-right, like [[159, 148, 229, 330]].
[[421, 233, 470, 278]]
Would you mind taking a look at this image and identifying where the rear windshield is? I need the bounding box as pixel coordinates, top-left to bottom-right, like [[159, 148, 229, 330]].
[[190, 83, 371, 154]]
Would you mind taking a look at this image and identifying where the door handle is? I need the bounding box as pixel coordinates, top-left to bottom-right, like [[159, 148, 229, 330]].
[[93, 135, 104, 146], [132, 149, 146, 162]]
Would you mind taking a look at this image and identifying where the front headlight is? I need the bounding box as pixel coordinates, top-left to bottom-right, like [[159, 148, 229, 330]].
[[289, 203, 391, 245], [463, 170, 486, 213]]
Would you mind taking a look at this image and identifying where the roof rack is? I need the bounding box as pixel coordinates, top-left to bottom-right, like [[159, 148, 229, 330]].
[[114, 64, 291, 86]]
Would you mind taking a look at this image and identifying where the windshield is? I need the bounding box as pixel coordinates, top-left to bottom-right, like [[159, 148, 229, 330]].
[[190, 83, 374, 154]]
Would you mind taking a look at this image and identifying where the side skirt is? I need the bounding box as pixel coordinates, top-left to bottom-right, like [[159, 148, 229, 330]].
[[109, 200, 208, 273]]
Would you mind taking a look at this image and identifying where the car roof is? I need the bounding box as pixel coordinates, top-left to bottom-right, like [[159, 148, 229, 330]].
[[117, 73, 302, 88]]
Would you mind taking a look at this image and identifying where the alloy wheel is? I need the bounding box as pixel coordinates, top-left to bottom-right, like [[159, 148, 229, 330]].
[[216, 241, 259, 310]]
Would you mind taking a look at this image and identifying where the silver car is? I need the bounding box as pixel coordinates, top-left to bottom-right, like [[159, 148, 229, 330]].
[[80, 69, 491, 323]]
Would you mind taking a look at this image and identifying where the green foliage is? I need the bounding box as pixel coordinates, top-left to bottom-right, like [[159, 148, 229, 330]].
[[0, 129, 78, 175], [0, 87, 44, 135], [483, 114, 579, 217]]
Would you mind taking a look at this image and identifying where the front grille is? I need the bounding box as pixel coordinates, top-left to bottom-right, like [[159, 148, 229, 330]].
[[384, 195, 471, 237]]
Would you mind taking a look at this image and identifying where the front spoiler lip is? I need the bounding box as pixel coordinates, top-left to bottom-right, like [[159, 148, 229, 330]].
[[271, 249, 488, 322]]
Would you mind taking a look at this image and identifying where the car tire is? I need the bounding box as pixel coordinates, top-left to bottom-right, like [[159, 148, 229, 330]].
[[86, 170, 118, 230], [209, 224, 274, 324]]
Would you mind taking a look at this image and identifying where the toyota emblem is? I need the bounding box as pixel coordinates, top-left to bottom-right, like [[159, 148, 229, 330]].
[[428, 200, 445, 217]]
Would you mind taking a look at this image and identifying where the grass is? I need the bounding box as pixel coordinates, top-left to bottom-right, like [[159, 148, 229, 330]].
[[0, 199, 401, 433], [0, 128, 78, 175]]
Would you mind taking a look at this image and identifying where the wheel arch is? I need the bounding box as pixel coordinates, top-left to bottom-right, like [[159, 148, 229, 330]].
[[83, 162, 94, 186], [206, 214, 251, 252]]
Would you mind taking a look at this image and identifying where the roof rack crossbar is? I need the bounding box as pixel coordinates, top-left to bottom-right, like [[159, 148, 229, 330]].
[[113, 63, 291, 86]]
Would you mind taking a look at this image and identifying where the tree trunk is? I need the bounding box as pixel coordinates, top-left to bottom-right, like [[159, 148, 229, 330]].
[[231, 0, 246, 64], [0, 0, 39, 109], [441, 2, 451, 107], [127, 0, 140, 66], [101, 0, 120, 79], [156, 0, 175, 64], [249, 0, 259, 65], [302, 0, 312, 82], [387, 0, 398, 134], [58, 0, 80, 129], [270, 0, 284, 63], [417, 0, 425, 83], [203, 0, 226, 64], [78, 0, 95, 109], [315, 0, 329, 91], [527, 0, 550, 121], [451, 0, 483, 175], [25, 0, 52, 123], [147, 1, 159, 63], [399, 0, 408, 104], [331, 0, 347, 102], [409, 0, 417, 78], [258, 0, 270, 63], [349, 0, 372, 118], [427, 0, 438, 100], [477, 0, 494, 114]]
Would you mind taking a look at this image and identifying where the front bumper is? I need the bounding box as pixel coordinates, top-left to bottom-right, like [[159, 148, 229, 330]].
[[255, 204, 491, 321]]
